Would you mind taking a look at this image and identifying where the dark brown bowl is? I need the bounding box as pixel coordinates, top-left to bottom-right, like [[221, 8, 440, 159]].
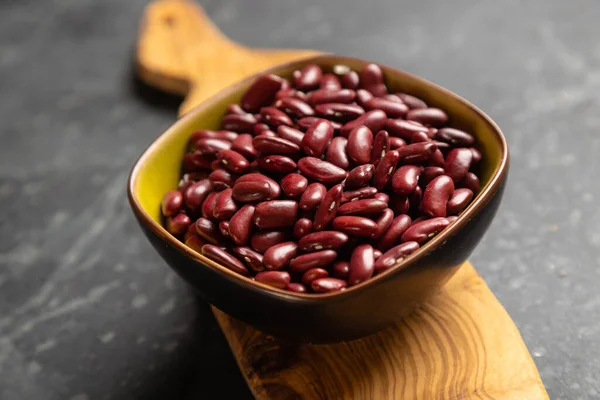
[[128, 54, 509, 344]]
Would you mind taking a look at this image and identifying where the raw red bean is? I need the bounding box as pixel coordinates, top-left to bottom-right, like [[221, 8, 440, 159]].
[[240, 74, 287, 112], [263, 242, 298, 270], [161, 190, 183, 217], [297, 117, 338, 131], [184, 223, 199, 242], [255, 271, 290, 289], [411, 216, 429, 225], [260, 107, 294, 127], [407, 108, 448, 127], [165, 213, 191, 236], [383, 94, 403, 103], [429, 149, 446, 167], [253, 123, 270, 136], [237, 173, 281, 199], [444, 148, 473, 182], [195, 138, 232, 155], [209, 169, 236, 190], [372, 150, 400, 190], [313, 184, 344, 231], [222, 113, 258, 132], [470, 147, 482, 163], [281, 173, 308, 197], [326, 136, 349, 169], [421, 166, 445, 186], [293, 64, 322, 90], [374, 192, 389, 203], [389, 137, 406, 149], [411, 131, 430, 143], [458, 172, 480, 193], [185, 234, 206, 253], [233, 246, 265, 272], [253, 135, 300, 156], [298, 230, 349, 252], [436, 127, 475, 146], [422, 175, 454, 218], [275, 88, 307, 101], [190, 130, 238, 143], [302, 268, 329, 285], [217, 150, 251, 174], [401, 217, 450, 244], [341, 186, 378, 203], [210, 160, 223, 171], [184, 179, 213, 212], [386, 119, 429, 141], [338, 199, 387, 215], [231, 134, 258, 160], [355, 89, 374, 107], [310, 89, 356, 106], [359, 63, 387, 96], [277, 125, 304, 146], [348, 244, 374, 286], [447, 215, 458, 223], [389, 196, 410, 215], [183, 153, 205, 172], [212, 188, 238, 220], [253, 200, 298, 229], [293, 218, 313, 240], [409, 185, 423, 213], [345, 164, 375, 189], [232, 181, 270, 202], [377, 214, 412, 251], [297, 157, 347, 184], [320, 74, 342, 90], [289, 250, 337, 273], [333, 261, 350, 278], [371, 130, 389, 165], [374, 249, 382, 259], [256, 155, 297, 174], [392, 165, 423, 195], [229, 204, 255, 245], [299, 183, 327, 211], [340, 110, 387, 137], [201, 192, 218, 220], [286, 283, 307, 293], [447, 188, 474, 215], [374, 241, 420, 274], [397, 93, 427, 109], [202, 244, 249, 276], [315, 103, 365, 122], [364, 98, 409, 118], [219, 221, 231, 238], [347, 126, 373, 165], [274, 97, 315, 118], [301, 119, 334, 157], [311, 278, 347, 293], [372, 208, 394, 239], [397, 142, 437, 163], [251, 230, 289, 253], [340, 71, 360, 89], [332, 216, 378, 237]]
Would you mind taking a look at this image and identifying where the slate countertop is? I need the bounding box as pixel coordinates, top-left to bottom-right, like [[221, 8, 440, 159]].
[[1, 0, 598, 399]]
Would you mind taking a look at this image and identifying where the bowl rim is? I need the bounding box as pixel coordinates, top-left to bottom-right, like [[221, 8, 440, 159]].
[[128, 53, 509, 302]]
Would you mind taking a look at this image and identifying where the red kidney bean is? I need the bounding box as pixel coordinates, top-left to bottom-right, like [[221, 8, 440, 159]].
[[383, 94, 403, 103], [340, 110, 387, 137], [458, 172, 480, 193], [213, 188, 238, 220], [345, 164, 375, 189], [422, 175, 454, 218], [332, 216, 378, 237], [293, 64, 322, 90], [388, 137, 406, 149], [348, 244, 374, 286], [436, 127, 475, 146], [420, 166, 445, 187], [184, 223, 199, 242], [364, 98, 409, 118], [429, 149, 446, 167], [275, 88, 307, 101], [447, 215, 458, 223], [340, 70, 360, 89], [255, 271, 290, 289], [289, 249, 337, 273], [320, 74, 342, 90], [219, 221, 231, 238], [333, 261, 349, 278], [281, 173, 308, 197], [355, 89, 374, 107], [201, 192, 218, 220], [263, 241, 298, 270], [217, 150, 250, 174], [315, 103, 365, 122], [371, 130, 389, 165], [410, 131, 430, 144], [302, 268, 329, 285], [359, 63, 386, 95], [210, 160, 223, 171], [401, 217, 450, 244], [298, 230, 348, 252], [372, 208, 394, 239], [222, 113, 258, 133], [392, 165, 423, 195], [185, 234, 206, 253], [407, 108, 448, 127], [301, 119, 334, 157], [194, 138, 232, 155], [161, 190, 183, 217], [325, 136, 349, 169], [251, 230, 289, 253], [374, 249, 382, 260], [256, 155, 297, 175], [444, 148, 473, 182], [253, 200, 298, 229], [274, 97, 315, 119], [286, 282, 307, 293], [252, 135, 300, 156], [181, 153, 199, 172], [195, 218, 221, 244], [385, 119, 428, 141], [313, 184, 344, 231], [232, 247, 264, 272], [277, 125, 305, 145], [411, 216, 429, 225], [447, 188, 474, 215], [341, 186, 378, 203], [374, 192, 389, 203], [309, 89, 356, 106], [374, 241, 420, 274], [231, 134, 258, 160], [397, 142, 437, 164], [293, 218, 313, 240], [346, 126, 374, 165], [260, 107, 293, 128], [296, 117, 330, 131], [258, 130, 278, 138], [232, 181, 270, 202], [202, 244, 249, 276], [396, 93, 427, 109], [165, 213, 190, 236], [253, 123, 270, 136], [297, 157, 347, 184], [240, 74, 287, 112], [208, 169, 237, 190], [236, 173, 281, 199], [376, 214, 412, 251], [190, 130, 238, 144], [470, 147, 482, 163], [228, 204, 255, 245], [179, 172, 206, 190], [187, 152, 212, 171], [184, 179, 213, 212], [299, 183, 327, 211], [311, 278, 347, 293], [372, 150, 400, 190], [338, 199, 387, 215], [389, 196, 410, 215], [409, 185, 423, 214]]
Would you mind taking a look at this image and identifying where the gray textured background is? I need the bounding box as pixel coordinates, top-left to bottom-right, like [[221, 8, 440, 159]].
[[1, 0, 598, 399]]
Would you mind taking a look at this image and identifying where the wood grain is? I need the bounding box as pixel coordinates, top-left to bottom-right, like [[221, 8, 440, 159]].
[[135, 1, 548, 398]]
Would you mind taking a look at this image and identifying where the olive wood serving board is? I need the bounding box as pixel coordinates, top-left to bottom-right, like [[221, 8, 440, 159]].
[[135, 1, 548, 398]]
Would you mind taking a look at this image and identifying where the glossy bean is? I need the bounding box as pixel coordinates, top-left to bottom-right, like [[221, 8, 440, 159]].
[[372, 208, 394, 239], [299, 183, 327, 211], [289, 250, 337, 273], [213, 188, 238, 220], [228, 204, 255, 245], [338, 199, 387, 216], [406, 108, 448, 127], [325, 136, 350, 169], [161, 190, 183, 217], [401, 217, 450, 244], [422, 175, 454, 218], [374, 192, 389, 203], [470, 147, 482, 163], [184, 223, 199, 242], [263, 241, 298, 270], [302, 268, 329, 285], [359, 63, 387, 96], [421, 166, 445, 187], [447, 215, 458, 223], [190, 130, 238, 144], [260, 107, 293, 128], [277, 125, 305, 145], [219, 221, 230, 237], [202, 244, 249, 276], [231, 134, 258, 160], [217, 150, 250, 174], [376, 214, 412, 251], [436, 127, 475, 146], [315, 103, 365, 122], [293, 64, 322, 90], [385, 119, 429, 141], [331, 216, 378, 237], [208, 169, 236, 190], [274, 97, 314, 119], [389, 137, 406, 149], [320, 74, 342, 90], [240, 74, 287, 112], [183, 179, 213, 212], [251, 230, 289, 253], [390, 196, 410, 215], [201, 192, 218, 220], [372, 150, 400, 190], [253, 123, 271, 136], [383, 94, 403, 103], [232, 246, 265, 272], [447, 188, 474, 215], [256, 155, 297, 174], [286, 283, 307, 293], [311, 278, 347, 293], [340, 70, 360, 89], [333, 261, 350, 278], [194, 138, 232, 155], [364, 98, 409, 118], [355, 89, 374, 107], [210, 160, 223, 171], [293, 218, 313, 240], [374, 241, 420, 274], [255, 271, 291, 289], [396, 93, 427, 109], [297, 157, 347, 184], [232, 181, 271, 203], [165, 213, 191, 236], [347, 126, 374, 165], [253, 200, 298, 229], [345, 164, 375, 189], [410, 131, 430, 143], [340, 186, 378, 203], [409, 185, 423, 214], [340, 110, 387, 137], [301, 119, 334, 157], [185, 234, 207, 253], [313, 184, 344, 231], [348, 244, 374, 286], [458, 172, 480, 193], [371, 130, 389, 165], [237, 173, 281, 199], [298, 230, 349, 252], [397, 142, 437, 163], [392, 165, 423, 195], [252, 135, 300, 156], [429, 149, 446, 167], [309, 89, 356, 106], [281, 173, 308, 197], [444, 148, 473, 182], [275, 88, 307, 101], [222, 113, 258, 133]]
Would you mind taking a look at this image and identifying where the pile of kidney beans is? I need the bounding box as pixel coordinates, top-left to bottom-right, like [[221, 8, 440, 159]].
[[161, 63, 481, 294]]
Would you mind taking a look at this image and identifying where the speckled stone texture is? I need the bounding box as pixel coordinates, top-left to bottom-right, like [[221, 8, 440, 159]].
[[1, 0, 599, 399]]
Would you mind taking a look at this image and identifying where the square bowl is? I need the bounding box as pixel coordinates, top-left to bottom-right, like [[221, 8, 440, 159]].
[[128, 54, 509, 343]]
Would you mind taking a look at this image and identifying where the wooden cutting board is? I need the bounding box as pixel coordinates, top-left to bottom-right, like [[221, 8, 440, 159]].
[[135, 1, 549, 398]]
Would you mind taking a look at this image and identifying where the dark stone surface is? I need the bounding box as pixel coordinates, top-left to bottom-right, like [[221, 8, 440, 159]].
[[1, 0, 598, 398]]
